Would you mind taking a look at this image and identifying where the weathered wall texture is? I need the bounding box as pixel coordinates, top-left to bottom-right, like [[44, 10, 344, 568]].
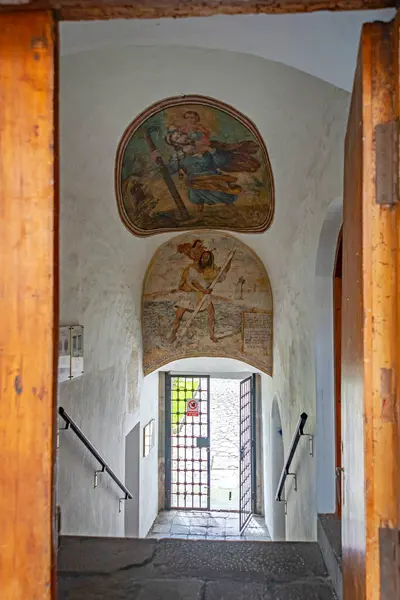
[[58, 43, 348, 540], [138, 372, 160, 537], [142, 232, 273, 375], [57, 154, 141, 535]]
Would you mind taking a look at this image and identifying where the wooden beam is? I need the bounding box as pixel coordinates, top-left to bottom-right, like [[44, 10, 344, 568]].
[[0, 0, 396, 21], [0, 11, 58, 600]]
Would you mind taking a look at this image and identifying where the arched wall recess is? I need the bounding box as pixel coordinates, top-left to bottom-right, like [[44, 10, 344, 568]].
[[271, 397, 286, 541], [142, 232, 273, 375], [314, 196, 342, 514], [115, 95, 274, 237]]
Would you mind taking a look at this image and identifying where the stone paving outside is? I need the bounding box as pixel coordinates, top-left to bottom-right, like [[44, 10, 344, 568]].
[[147, 509, 271, 541], [210, 378, 240, 511]]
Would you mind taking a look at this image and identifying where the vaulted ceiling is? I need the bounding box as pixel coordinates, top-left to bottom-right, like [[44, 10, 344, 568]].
[[61, 10, 395, 91]]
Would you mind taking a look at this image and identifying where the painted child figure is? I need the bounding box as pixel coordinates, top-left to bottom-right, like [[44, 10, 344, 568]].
[[180, 110, 211, 152]]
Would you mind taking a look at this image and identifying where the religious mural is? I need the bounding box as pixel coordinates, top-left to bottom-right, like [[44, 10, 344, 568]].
[[142, 232, 273, 375], [116, 96, 274, 236]]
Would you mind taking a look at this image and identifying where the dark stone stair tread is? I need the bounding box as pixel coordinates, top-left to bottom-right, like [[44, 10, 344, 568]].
[[59, 577, 337, 600], [58, 536, 337, 600], [153, 539, 328, 580], [58, 536, 157, 573]]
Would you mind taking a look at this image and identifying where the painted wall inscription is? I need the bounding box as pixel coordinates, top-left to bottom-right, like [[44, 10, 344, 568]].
[[243, 312, 272, 358], [142, 232, 273, 375], [116, 95, 274, 236]]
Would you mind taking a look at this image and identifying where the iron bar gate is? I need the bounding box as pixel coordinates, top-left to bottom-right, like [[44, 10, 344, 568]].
[[239, 375, 256, 532], [165, 374, 210, 510]]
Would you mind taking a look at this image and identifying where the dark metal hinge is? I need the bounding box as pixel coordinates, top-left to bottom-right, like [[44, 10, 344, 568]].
[[376, 119, 399, 206], [380, 527, 400, 600]]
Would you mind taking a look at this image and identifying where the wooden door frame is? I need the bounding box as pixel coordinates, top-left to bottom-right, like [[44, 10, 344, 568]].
[[361, 23, 400, 599], [0, 11, 58, 600], [1, 6, 399, 600], [0, 0, 397, 21], [342, 19, 400, 600]]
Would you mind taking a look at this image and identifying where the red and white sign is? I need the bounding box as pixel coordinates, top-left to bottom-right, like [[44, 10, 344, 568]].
[[186, 399, 199, 417]]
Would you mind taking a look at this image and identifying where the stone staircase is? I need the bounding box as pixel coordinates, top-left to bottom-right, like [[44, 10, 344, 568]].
[[58, 536, 337, 599]]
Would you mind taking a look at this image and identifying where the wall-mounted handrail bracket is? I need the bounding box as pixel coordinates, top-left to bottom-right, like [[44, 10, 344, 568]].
[[94, 465, 105, 489], [58, 407, 133, 509], [119, 493, 129, 513], [276, 498, 287, 515], [57, 420, 70, 449], [275, 412, 308, 503], [301, 432, 314, 457], [287, 472, 297, 492]]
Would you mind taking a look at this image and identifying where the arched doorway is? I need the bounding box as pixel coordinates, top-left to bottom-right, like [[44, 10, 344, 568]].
[[314, 197, 342, 515], [149, 357, 270, 540], [271, 398, 286, 541]]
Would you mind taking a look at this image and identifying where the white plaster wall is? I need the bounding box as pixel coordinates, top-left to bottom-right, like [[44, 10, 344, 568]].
[[138, 372, 160, 537], [167, 357, 255, 379], [270, 397, 286, 541], [125, 423, 140, 536], [58, 44, 349, 540], [57, 170, 141, 535], [260, 373, 275, 536]]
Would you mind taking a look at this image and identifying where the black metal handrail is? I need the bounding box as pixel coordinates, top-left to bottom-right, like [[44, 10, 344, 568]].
[[58, 407, 133, 506], [275, 412, 309, 502]]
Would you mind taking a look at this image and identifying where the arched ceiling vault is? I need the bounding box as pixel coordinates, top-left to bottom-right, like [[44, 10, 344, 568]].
[[61, 10, 395, 91]]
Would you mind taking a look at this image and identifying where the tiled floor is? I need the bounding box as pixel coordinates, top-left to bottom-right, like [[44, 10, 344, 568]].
[[147, 510, 271, 541]]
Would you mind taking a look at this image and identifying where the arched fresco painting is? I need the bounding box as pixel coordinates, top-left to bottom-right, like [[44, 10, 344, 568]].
[[142, 232, 273, 375], [116, 95, 274, 237]]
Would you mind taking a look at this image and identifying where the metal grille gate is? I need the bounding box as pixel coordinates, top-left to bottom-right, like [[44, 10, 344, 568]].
[[165, 374, 210, 510], [239, 375, 255, 532]]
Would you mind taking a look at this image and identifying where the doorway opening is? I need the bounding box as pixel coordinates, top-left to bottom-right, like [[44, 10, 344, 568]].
[[149, 370, 269, 540], [165, 373, 255, 522], [210, 378, 240, 512]]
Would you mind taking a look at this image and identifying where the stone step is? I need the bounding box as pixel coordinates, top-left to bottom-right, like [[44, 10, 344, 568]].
[[58, 536, 337, 599], [317, 514, 342, 600]]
